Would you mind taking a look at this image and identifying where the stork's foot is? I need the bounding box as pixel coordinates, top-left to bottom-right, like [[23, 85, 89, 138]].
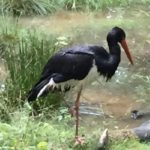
[[74, 135, 85, 145]]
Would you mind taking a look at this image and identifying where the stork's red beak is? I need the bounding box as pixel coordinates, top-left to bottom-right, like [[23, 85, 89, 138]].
[[120, 39, 134, 65]]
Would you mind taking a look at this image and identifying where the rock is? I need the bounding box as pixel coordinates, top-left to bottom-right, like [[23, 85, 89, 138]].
[[97, 129, 108, 150], [133, 120, 150, 141]]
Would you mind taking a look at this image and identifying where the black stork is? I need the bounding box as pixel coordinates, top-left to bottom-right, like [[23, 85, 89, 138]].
[[27, 26, 133, 144]]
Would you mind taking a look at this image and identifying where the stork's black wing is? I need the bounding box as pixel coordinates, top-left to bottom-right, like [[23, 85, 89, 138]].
[[27, 47, 94, 101], [41, 51, 94, 81]]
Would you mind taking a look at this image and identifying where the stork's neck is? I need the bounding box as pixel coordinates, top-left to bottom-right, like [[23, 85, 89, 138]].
[[108, 44, 121, 70], [109, 43, 121, 57], [94, 43, 121, 81]]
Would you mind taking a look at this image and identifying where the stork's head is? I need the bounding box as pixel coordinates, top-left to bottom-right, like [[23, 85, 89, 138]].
[[107, 27, 134, 65]]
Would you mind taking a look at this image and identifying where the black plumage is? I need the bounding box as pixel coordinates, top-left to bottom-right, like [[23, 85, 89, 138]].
[[27, 27, 133, 101]]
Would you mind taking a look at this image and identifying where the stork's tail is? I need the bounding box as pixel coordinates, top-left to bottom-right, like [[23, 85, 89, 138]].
[[27, 77, 51, 101]]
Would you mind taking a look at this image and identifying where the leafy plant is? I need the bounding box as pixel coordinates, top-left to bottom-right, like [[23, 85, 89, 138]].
[[0, 0, 55, 16]]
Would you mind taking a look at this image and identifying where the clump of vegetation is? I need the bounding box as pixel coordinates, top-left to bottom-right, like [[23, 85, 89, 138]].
[[0, 104, 73, 149], [0, 0, 55, 16], [0, 103, 101, 149], [0, 0, 150, 16], [0, 104, 149, 149], [0, 19, 70, 120]]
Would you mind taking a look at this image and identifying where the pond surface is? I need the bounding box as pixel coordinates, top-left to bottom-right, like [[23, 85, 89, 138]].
[[1, 6, 150, 131], [79, 80, 147, 131]]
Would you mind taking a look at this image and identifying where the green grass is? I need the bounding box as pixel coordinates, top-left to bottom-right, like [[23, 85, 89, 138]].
[[0, 104, 100, 149], [0, 0, 150, 16], [0, 105, 73, 149], [109, 138, 150, 150], [0, 104, 149, 150]]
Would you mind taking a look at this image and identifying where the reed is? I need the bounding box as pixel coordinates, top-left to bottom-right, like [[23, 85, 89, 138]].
[[0, 24, 65, 119], [0, 0, 149, 16]]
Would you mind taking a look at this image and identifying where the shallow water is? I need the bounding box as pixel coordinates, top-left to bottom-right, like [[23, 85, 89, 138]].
[[79, 83, 145, 130], [1, 6, 150, 130]]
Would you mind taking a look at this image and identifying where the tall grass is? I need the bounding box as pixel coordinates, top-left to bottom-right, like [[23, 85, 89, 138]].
[[64, 0, 130, 11], [0, 0, 55, 16], [0, 0, 150, 16], [0, 21, 66, 120]]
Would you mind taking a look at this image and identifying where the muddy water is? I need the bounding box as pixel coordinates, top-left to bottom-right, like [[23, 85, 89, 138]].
[[79, 65, 150, 130], [80, 86, 144, 130], [2, 7, 150, 130]]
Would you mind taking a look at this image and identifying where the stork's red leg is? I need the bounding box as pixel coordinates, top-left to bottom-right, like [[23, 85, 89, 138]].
[[74, 86, 85, 145], [75, 86, 82, 137]]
